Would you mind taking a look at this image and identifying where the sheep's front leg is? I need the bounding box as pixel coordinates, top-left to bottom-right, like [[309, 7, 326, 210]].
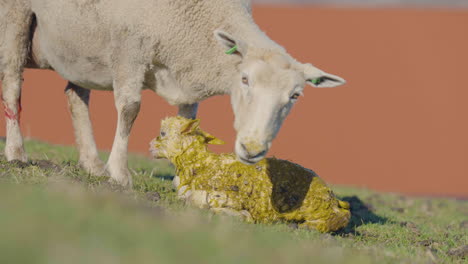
[[65, 82, 105, 175], [106, 72, 143, 187]]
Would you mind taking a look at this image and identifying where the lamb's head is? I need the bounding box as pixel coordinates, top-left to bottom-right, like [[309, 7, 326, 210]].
[[215, 30, 346, 165], [150, 116, 224, 160]]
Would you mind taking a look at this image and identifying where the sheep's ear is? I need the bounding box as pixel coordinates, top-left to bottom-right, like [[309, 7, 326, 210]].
[[302, 63, 346, 88], [181, 119, 200, 134], [214, 29, 247, 58], [201, 131, 225, 145]]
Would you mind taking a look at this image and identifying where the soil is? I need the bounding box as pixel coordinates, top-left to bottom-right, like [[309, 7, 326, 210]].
[[447, 245, 468, 259], [31, 160, 61, 172], [146, 191, 161, 202], [1, 156, 61, 172]]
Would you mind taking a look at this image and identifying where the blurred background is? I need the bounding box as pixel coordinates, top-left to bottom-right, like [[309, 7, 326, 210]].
[[253, 0, 468, 6], [1, 1, 467, 197]]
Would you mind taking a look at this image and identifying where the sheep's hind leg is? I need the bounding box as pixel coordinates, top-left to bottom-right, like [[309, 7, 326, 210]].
[[65, 82, 106, 175], [2, 73, 27, 162], [178, 103, 198, 120], [1, 4, 32, 162]]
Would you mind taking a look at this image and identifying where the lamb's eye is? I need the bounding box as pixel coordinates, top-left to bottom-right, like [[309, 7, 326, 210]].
[[242, 76, 249, 86], [290, 93, 300, 100], [160, 131, 166, 137]]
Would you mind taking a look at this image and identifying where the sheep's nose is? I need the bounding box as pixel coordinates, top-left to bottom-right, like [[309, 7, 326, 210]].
[[240, 143, 267, 159]]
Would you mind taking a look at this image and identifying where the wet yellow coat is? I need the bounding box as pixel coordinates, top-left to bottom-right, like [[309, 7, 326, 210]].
[[151, 117, 350, 232]]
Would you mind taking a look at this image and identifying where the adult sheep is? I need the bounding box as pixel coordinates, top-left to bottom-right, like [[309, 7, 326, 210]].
[[0, 0, 345, 187]]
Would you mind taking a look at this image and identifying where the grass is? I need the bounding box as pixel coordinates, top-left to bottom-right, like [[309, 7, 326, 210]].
[[0, 139, 466, 264]]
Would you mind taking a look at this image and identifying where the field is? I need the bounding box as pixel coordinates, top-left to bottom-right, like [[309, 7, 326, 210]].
[[0, 140, 466, 264]]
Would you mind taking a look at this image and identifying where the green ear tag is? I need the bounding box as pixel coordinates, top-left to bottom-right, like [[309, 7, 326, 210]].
[[311, 78, 322, 85], [225, 45, 238, 55]]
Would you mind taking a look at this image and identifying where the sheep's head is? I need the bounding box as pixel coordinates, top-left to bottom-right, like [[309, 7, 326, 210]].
[[215, 30, 346, 165], [150, 116, 224, 160]]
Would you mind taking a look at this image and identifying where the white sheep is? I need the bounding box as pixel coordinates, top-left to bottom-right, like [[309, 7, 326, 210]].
[[1, 0, 345, 187], [150, 116, 351, 233]]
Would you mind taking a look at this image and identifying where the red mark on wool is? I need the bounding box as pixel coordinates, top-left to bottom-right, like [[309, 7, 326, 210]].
[[3, 97, 22, 121]]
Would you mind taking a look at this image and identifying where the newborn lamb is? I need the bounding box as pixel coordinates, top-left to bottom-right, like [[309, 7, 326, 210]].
[[150, 116, 350, 232]]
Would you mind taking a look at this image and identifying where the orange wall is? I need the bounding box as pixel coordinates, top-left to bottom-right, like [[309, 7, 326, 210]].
[[1, 7, 467, 197]]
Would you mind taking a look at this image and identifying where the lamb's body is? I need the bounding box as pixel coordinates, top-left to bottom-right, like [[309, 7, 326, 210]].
[[151, 117, 351, 233]]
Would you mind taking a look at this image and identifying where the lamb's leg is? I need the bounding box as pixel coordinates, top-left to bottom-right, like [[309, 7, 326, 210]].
[[106, 70, 144, 187], [211, 208, 253, 222], [1, 4, 32, 162], [172, 103, 199, 188], [188, 189, 253, 221], [65, 82, 105, 175]]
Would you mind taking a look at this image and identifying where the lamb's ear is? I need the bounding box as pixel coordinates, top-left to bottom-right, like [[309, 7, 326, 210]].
[[181, 119, 200, 134], [302, 63, 346, 88], [201, 131, 225, 145], [214, 29, 247, 57]]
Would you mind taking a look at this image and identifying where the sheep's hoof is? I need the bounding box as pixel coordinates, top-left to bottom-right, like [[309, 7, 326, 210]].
[[106, 166, 133, 189], [80, 158, 107, 177], [5, 146, 28, 163]]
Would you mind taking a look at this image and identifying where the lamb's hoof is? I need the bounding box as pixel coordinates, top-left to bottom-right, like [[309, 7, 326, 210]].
[[172, 175, 181, 189], [177, 185, 190, 199], [187, 190, 209, 209], [239, 210, 253, 222]]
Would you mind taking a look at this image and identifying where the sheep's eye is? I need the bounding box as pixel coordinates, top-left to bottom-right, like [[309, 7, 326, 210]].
[[290, 93, 300, 100], [242, 76, 249, 86], [160, 131, 166, 137]]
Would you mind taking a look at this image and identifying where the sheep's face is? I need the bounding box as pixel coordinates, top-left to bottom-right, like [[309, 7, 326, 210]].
[[215, 30, 346, 165], [150, 117, 224, 160]]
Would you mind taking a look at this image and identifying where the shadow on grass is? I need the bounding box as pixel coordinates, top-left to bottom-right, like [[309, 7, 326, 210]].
[[136, 167, 175, 181], [153, 174, 175, 181], [335, 196, 390, 235]]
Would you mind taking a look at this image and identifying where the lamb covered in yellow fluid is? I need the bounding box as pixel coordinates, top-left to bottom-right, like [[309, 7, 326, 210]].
[[150, 117, 351, 233]]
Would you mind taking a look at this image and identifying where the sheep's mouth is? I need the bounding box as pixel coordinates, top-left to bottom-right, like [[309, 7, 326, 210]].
[[238, 155, 262, 165]]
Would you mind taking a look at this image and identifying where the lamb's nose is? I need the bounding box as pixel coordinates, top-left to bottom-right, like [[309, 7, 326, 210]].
[[240, 143, 267, 159]]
